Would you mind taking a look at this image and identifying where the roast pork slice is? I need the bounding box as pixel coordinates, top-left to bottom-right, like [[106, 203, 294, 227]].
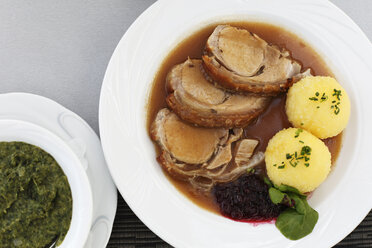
[[234, 139, 259, 167], [151, 108, 229, 165], [151, 108, 263, 191], [166, 59, 270, 128], [202, 25, 310, 95]]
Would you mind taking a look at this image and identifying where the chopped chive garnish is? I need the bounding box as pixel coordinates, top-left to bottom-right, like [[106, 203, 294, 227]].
[[332, 89, 342, 100], [320, 93, 328, 102], [334, 107, 340, 115], [277, 144, 312, 170], [290, 160, 298, 167], [294, 129, 303, 138], [329, 89, 342, 115], [301, 146, 312, 156]]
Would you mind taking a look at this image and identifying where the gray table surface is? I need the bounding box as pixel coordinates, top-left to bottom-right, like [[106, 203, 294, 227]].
[[1, 0, 371, 247]]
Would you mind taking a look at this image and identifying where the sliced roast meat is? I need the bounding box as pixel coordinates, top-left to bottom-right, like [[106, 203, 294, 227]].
[[202, 25, 311, 95], [151, 108, 263, 191], [151, 108, 228, 165], [234, 139, 259, 167], [166, 58, 270, 128]]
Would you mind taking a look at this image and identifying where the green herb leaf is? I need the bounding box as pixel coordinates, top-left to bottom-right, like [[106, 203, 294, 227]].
[[270, 185, 318, 240], [277, 184, 306, 196], [269, 187, 286, 204], [288, 193, 307, 214], [275, 205, 318, 240], [281, 195, 296, 208], [263, 177, 273, 187]]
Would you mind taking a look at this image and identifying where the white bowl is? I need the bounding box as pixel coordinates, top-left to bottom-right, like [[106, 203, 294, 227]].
[[99, 0, 372, 247], [0, 119, 93, 248]]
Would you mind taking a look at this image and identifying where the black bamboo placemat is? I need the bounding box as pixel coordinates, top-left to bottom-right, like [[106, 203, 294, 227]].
[[107, 194, 372, 247]]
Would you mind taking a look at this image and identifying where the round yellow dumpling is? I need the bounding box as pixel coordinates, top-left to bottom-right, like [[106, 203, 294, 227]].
[[265, 128, 331, 193], [286, 76, 350, 139]]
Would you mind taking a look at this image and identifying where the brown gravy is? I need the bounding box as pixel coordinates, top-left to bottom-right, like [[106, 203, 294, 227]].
[[147, 22, 342, 214]]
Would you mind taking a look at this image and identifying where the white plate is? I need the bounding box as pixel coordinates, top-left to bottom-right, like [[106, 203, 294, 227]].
[[0, 93, 117, 248], [99, 0, 372, 247]]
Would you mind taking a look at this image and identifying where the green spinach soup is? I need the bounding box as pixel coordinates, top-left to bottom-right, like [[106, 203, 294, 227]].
[[0, 142, 72, 248]]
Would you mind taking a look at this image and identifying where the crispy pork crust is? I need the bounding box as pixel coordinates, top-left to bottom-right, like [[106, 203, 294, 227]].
[[166, 59, 271, 128], [202, 25, 308, 96]]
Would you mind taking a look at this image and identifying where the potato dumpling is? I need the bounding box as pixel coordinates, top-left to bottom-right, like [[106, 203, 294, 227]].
[[286, 76, 350, 139], [265, 128, 331, 193]]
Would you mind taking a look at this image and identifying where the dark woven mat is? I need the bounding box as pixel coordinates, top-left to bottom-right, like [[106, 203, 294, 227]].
[[107, 193, 372, 248]]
